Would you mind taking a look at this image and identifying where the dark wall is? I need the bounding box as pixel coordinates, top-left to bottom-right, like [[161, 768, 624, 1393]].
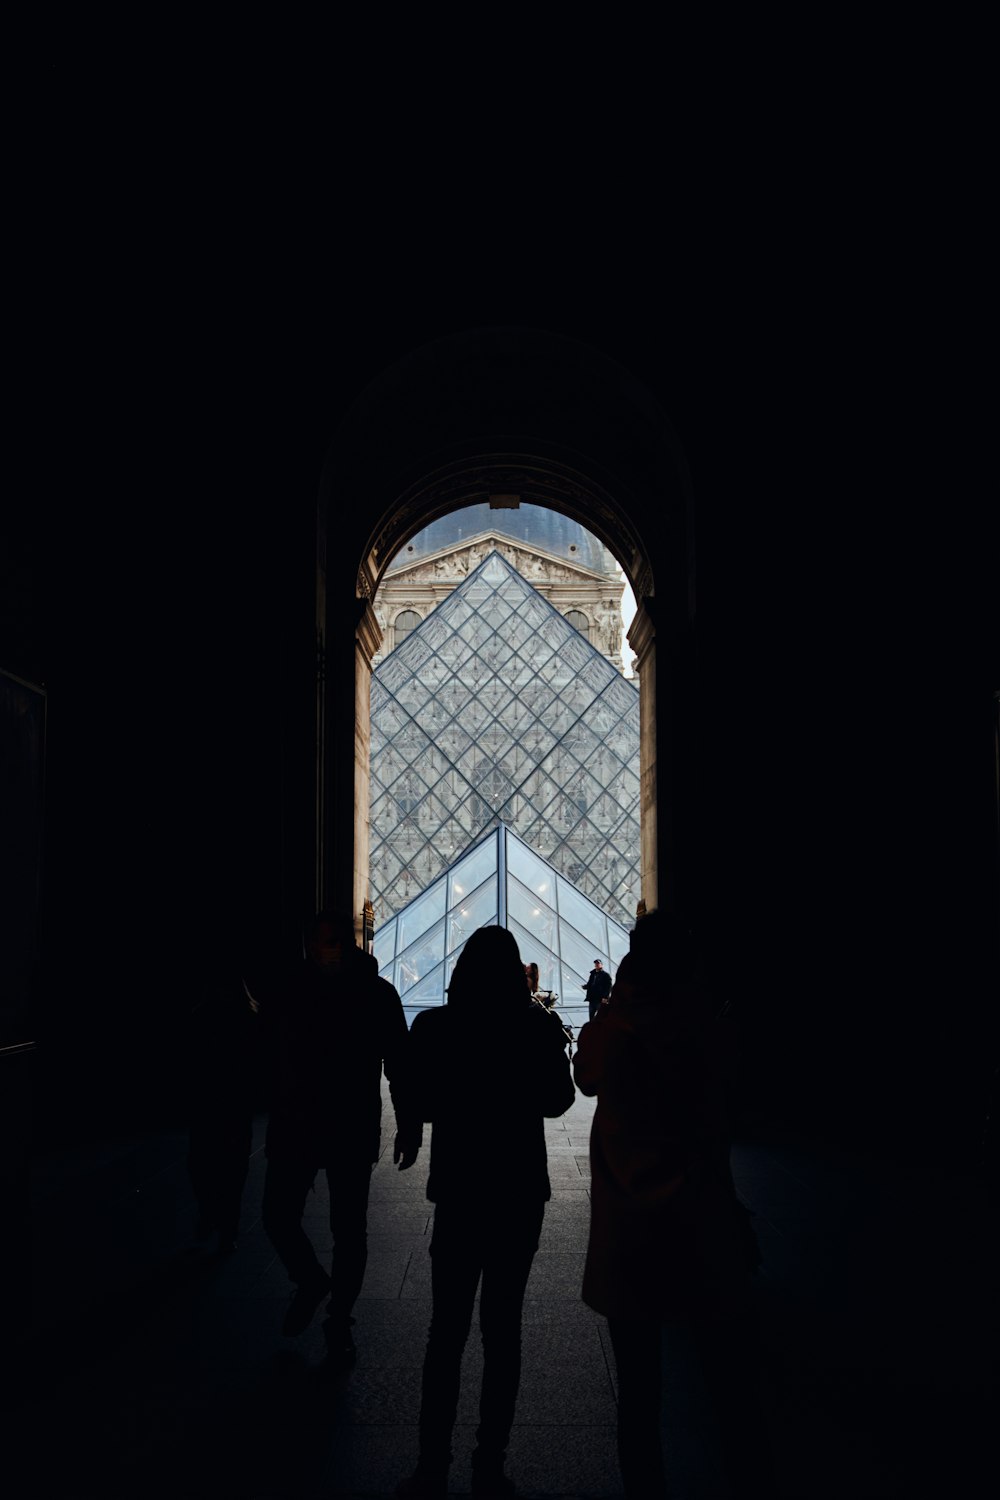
[[4, 247, 996, 1161]]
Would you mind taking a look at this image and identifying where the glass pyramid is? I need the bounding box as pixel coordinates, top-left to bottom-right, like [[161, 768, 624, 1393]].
[[373, 823, 632, 1028], [370, 549, 641, 930]]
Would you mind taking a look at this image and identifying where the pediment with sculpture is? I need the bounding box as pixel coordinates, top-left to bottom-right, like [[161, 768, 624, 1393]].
[[384, 532, 612, 586]]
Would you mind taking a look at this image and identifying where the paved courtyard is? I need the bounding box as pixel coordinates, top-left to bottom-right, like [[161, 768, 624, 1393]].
[[4, 1076, 995, 1496]]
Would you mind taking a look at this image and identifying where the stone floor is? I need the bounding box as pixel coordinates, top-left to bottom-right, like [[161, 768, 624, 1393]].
[[2, 1079, 996, 1497]]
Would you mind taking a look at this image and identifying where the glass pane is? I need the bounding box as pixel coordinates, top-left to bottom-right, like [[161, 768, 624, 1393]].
[[386, 818, 422, 857], [400, 961, 446, 1008], [556, 875, 607, 952], [521, 594, 555, 633], [434, 817, 469, 864], [558, 678, 602, 717], [416, 613, 452, 651], [447, 872, 498, 954], [530, 944, 560, 996], [558, 916, 606, 985], [449, 835, 499, 905], [394, 633, 434, 674], [411, 844, 448, 888], [508, 873, 558, 951], [463, 614, 495, 651], [398, 882, 447, 952], [553, 630, 593, 673], [476, 766, 514, 807], [413, 794, 447, 837], [369, 791, 401, 835], [450, 792, 486, 834], [378, 653, 413, 696], [495, 743, 540, 784], [395, 675, 432, 715], [543, 699, 577, 738], [370, 844, 402, 886], [507, 913, 558, 990], [373, 917, 397, 973], [530, 821, 561, 858], [504, 835, 552, 903], [517, 770, 560, 819], [505, 800, 540, 837], [434, 721, 474, 761], [394, 722, 434, 759], [562, 719, 602, 762], [607, 921, 631, 969], [603, 674, 640, 715], [519, 722, 557, 760], [395, 918, 446, 996], [437, 594, 474, 630], [480, 552, 508, 583], [454, 649, 489, 688], [382, 873, 420, 916], [433, 767, 472, 813], [516, 678, 557, 718], [388, 767, 429, 809], [478, 636, 517, 674], [373, 697, 410, 738], [502, 655, 539, 691], [418, 653, 451, 691], [461, 697, 493, 736], [439, 634, 472, 670], [473, 676, 516, 718], [501, 614, 535, 653], [558, 960, 592, 1024]]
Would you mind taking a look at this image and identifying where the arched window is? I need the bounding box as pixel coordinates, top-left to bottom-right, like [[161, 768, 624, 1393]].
[[565, 609, 589, 638], [394, 609, 421, 649]]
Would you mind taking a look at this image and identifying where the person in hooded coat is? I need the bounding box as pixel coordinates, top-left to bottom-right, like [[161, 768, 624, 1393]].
[[396, 924, 575, 1500], [572, 908, 775, 1499]]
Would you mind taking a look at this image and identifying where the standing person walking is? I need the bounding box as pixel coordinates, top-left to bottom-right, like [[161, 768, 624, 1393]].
[[581, 956, 612, 1021], [395, 925, 575, 1500], [256, 911, 420, 1371], [573, 909, 775, 1498]]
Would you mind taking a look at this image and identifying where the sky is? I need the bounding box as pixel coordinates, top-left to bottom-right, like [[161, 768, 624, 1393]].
[[620, 574, 637, 675]]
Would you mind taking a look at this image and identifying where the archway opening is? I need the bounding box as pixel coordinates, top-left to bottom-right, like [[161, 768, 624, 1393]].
[[343, 463, 663, 980], [315, 329, 695, 965], [365, 502, 642, 1023]]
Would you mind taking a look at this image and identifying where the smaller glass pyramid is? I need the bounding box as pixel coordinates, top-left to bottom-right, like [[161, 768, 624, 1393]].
[[374, 823, 632, 1029]]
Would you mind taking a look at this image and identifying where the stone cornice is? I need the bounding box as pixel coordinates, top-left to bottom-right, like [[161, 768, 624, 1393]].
[[383, 532, 616, 585], [355, 599, 383, 664], [627, 599, 656, 668]]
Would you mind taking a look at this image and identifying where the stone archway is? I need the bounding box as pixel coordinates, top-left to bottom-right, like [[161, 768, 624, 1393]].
[[353, 453, 661, 942], [316, 328, 695, 945]]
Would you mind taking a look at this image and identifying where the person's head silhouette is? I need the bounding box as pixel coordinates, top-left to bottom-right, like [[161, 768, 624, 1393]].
[[447, 926, 526, 1013], [629, 908, 696, 985]]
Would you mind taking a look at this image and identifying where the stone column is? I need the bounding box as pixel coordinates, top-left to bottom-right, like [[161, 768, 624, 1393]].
[[628, 600, 658, 917], [353, 598, 383, 945]]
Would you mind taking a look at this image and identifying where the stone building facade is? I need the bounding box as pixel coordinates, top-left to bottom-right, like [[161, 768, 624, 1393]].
[[372, 503, 628, 672]]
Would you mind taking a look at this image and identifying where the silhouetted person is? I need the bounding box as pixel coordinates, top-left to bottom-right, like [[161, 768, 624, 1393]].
[[573, 909, 775, 1499], [523, 961, 539, 995], [186, 964, 258, 1253], [581, 956, 611, 1021], [395, 925, 575, 1500], [256, 911, 419, 1369]]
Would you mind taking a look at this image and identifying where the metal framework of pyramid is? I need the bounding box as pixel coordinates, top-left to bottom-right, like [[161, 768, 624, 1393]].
[[373, 822, 632, 1026], [369, 548, 641, 932]]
